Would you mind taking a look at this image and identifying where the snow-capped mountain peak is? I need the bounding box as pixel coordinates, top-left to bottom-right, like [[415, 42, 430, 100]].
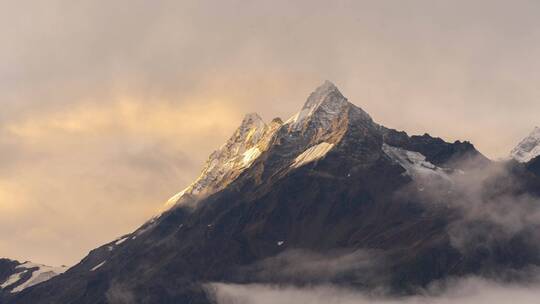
[[511, 127, 540, 163], [286, 80, 350, 132], [164, 81, 375, 211], [302, 80, 344, 109], [235, 113, 266, 146], [164, 112, 282, 209]]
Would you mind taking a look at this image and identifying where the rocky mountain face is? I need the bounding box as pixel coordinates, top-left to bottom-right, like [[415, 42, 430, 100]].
[[5, 82, 540, 304], [163, 112, 282, 211], [0, 258, 66, 301]]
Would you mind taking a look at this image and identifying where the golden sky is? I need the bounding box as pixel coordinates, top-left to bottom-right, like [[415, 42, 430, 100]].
[[1, 0, 540, 265]]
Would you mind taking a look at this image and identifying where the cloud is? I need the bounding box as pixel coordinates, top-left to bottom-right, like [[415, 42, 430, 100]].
[[2, 0, 540, 155], [395, 155, 540, 257], [238, 249, 388, 287], [207, 276, 540, 304], [106, 281, 136, 304], [0, 99, 241, 265]]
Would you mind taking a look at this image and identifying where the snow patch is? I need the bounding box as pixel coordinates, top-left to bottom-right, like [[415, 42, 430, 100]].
[[91, 261, 106, 272], [382, 144, 450, 181], [0, 271, 24, 289], [160, 112, 276, 212], [241, 147, 262, 168], [292, 142, 335, 168], [115, 236, 128, 246], [286, 81, 348, 132], [511, 127, 540, 163], [164, 189, 187, 208], [1, 262, 67, 293], [285, 107, 311, 127]]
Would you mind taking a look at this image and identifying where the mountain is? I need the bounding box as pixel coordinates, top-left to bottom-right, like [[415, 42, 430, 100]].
[[527, 156, 540, 177], [0, 258, 66, 300], [6, 82, 540, 304], [511, 127, 540, 163], [163, 112, 280, 211]]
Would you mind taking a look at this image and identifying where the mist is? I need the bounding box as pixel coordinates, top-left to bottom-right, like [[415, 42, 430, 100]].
[[400, 155, 540, 257], [207, 276, 540, 304]]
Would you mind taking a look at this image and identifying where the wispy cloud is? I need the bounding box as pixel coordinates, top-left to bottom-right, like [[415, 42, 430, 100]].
[[397, 156, 540, 256], [0, 99, 240, 265], [208, 276, 540, 304], [237, 249, 388, 287]]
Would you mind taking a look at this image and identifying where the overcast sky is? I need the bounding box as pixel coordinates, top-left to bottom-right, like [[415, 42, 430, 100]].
[[1, 0, 539, 265]]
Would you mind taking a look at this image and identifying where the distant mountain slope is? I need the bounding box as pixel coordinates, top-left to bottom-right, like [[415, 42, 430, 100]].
[[0, 258, 66, 301], [511, 127, 540, 163], [8, 82, 540, 304]]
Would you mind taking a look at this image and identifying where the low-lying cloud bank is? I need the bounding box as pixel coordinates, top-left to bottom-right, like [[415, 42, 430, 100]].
[[207, 276, 540, 304]]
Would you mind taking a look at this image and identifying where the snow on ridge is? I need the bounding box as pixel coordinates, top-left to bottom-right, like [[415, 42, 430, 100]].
[[90, 261, 106, 272], [511, 127, 540, 163], [241, 147, 262, 168], [292, 142, 335, 168], [1, 262, 67, 293], [115, 236, 129, 246], [161, 113, 272, 211], [286, 81, 347, 132], [285, 107, 311, 126], [164, 189, 188, 209], [0, 271, 24, 289], [382, 144, 450, 181]]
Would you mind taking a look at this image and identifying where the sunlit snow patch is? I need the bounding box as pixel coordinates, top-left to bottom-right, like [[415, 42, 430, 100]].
[[115, 236, 129, 246], [292, 142, 334, 168], [241, 147, 262, 168], [164, 189, 187, 209]]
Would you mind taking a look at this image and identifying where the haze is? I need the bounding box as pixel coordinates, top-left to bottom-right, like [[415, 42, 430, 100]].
[[1, 0, 539, 265]]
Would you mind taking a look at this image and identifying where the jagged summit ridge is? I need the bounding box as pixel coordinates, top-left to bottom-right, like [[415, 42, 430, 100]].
[[511, 127, 540, 163], [286, 80, 351, 132], [163, 80, 491, 212], [303, 80, 344, 109], [164, 112, 278, 209], [164, 81, 374, 210]]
